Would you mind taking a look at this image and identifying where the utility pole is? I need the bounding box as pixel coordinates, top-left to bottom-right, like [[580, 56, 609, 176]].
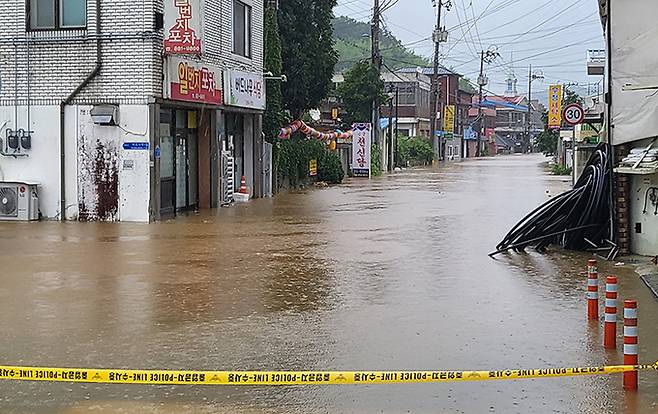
[[430, 0, 449, 162], [526, 65, 544, 153], [527, 64, 532, 154], [476, 48, 499, 157], [388, 86, 394, 172], [372, 0, 382, 170], [394, 86, 399, 168], [476, 51, 485, 157]]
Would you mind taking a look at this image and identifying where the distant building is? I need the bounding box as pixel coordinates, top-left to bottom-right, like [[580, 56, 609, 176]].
[[319, 74, 346, 127], [454, 79, 477, 159], [396, 66, 465, 159], [468, 99, 497, 157], [488, 95, 528, 153], [381, 71, 431, 137]]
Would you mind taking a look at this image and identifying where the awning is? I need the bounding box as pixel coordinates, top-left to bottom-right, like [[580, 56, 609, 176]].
[[379, 118, 397, 130], [481, 99, 528, 112], [614, 166, 658, 175]]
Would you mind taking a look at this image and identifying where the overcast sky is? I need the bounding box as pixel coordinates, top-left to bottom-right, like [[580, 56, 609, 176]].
[[333, 0, 605, 101]]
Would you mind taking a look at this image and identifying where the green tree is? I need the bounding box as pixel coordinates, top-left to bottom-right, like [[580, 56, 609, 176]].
[[332, 16, 429, 72], [263, 4, 284, 143], [564, 88, 583, 106], [337, 60, 385, 126], [279, 0, 339, 118]]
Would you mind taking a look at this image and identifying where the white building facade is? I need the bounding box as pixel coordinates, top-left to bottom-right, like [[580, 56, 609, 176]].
[[0, 0, 265, 222]]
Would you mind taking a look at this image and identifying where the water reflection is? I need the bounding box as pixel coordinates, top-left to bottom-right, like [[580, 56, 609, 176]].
[[0, 155, 656, 413]]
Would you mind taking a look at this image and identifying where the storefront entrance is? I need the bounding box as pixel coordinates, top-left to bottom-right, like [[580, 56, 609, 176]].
[[159, 108, 200, 216]]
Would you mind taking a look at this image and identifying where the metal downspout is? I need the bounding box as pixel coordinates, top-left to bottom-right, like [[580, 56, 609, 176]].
[[59, 0, 101, 220], [606, 0, 615, 245]]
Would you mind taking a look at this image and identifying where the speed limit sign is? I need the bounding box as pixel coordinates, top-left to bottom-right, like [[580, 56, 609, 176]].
[[562, 103, 584, 125]]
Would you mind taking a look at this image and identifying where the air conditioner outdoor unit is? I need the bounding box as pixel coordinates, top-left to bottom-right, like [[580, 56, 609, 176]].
[[0, 182, 39, 221]]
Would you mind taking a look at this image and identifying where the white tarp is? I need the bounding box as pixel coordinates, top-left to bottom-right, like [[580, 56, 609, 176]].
[[610, 0, 658, 145]]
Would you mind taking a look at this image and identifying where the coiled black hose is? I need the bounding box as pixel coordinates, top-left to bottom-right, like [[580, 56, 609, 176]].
[[490, 143, 612, 257]]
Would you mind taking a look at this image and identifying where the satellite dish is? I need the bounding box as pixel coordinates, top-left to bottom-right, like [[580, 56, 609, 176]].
[[309, 109, 321, 122]]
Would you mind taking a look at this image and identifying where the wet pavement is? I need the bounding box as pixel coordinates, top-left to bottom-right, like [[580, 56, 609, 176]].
[[1, 154, 657, 413]]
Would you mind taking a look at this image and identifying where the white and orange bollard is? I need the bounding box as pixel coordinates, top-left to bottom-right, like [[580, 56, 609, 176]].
[[587, 259, 598, 320], [604, 276, 618, 349], [623, 299, 638, 390]]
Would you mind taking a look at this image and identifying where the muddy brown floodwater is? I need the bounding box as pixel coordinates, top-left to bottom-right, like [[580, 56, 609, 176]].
[[0, 154, 657, 414]]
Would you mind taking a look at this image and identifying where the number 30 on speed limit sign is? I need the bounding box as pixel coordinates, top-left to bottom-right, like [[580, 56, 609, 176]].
[[562, 103, 584, 126]]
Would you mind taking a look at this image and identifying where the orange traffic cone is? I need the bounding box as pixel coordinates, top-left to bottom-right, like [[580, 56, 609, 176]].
[[239, 176, 248, 194]]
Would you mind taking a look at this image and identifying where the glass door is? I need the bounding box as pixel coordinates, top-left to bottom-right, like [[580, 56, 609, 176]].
[[175, 132, 187, 210], [159, 110, 176, 217], [188, 132, 198, 207]]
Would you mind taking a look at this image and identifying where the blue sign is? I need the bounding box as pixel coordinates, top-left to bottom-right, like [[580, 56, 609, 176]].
[[123, 142, 149, 151], [464, 127, 477, 140], [154, 145, 161, 159]]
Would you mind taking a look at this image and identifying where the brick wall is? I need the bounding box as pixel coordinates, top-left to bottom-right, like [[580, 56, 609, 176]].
[[207, 0, 263, 73], [0, 0, 161, 105], [614, 144, 631, 254], [0, 0, 263, 106]]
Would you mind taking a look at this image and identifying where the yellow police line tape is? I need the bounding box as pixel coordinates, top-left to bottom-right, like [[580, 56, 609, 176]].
[[1, 363, 657, 385]]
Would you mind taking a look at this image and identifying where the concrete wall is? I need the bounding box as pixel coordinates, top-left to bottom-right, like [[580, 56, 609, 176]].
[[0, 0, 160, 104], [75, 105, 150, 222], [630, 173, 658, 256], [0, 105, 65, 218], [0, 104, 149, 221]]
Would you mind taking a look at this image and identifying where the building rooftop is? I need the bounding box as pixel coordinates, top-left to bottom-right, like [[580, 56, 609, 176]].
[[396, 66, 461, 77], [482, 96, 528, 111]]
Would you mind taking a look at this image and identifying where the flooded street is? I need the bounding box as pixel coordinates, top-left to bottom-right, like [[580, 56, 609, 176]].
[[1, 154, 657, 413]]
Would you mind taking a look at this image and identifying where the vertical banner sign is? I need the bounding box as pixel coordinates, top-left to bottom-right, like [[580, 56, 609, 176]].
[[352, 123, 372, 177], [443, 105, 456, 134], [548, 85, 563, 129], [167, 57, 222, 104], [164, 0, 202, 54], [309, 159, 318, 177]]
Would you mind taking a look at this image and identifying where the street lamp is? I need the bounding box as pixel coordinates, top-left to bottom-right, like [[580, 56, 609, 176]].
[[263, 71, 287, 82]]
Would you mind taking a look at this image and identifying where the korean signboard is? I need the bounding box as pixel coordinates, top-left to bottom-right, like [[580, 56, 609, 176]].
[[164, 0, 203, 54], [548, 85, 563, 129], [166, 57, 222, 105], [309, 159, 318, 177], [352, 123, 372, 177], [443, 105, 455, 134], [464, 126, 477, 140], [223, 70, 266, 110]]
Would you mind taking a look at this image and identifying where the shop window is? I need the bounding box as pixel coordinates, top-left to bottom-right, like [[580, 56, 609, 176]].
[[28, 0, 87, 30], [233, 0, 252, 58]]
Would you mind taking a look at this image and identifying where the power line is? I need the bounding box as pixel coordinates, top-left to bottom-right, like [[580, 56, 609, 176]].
[[506, 0, 587, 44], [467, 0, 484, 51], [443, 0, 496, 57]]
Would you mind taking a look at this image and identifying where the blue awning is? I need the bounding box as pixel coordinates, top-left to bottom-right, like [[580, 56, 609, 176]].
[[481, 99, 528, 111], [379, 118, 397, 130]]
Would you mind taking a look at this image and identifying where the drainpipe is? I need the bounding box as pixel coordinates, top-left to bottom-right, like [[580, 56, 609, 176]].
[[59, 0, 101, 220]]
